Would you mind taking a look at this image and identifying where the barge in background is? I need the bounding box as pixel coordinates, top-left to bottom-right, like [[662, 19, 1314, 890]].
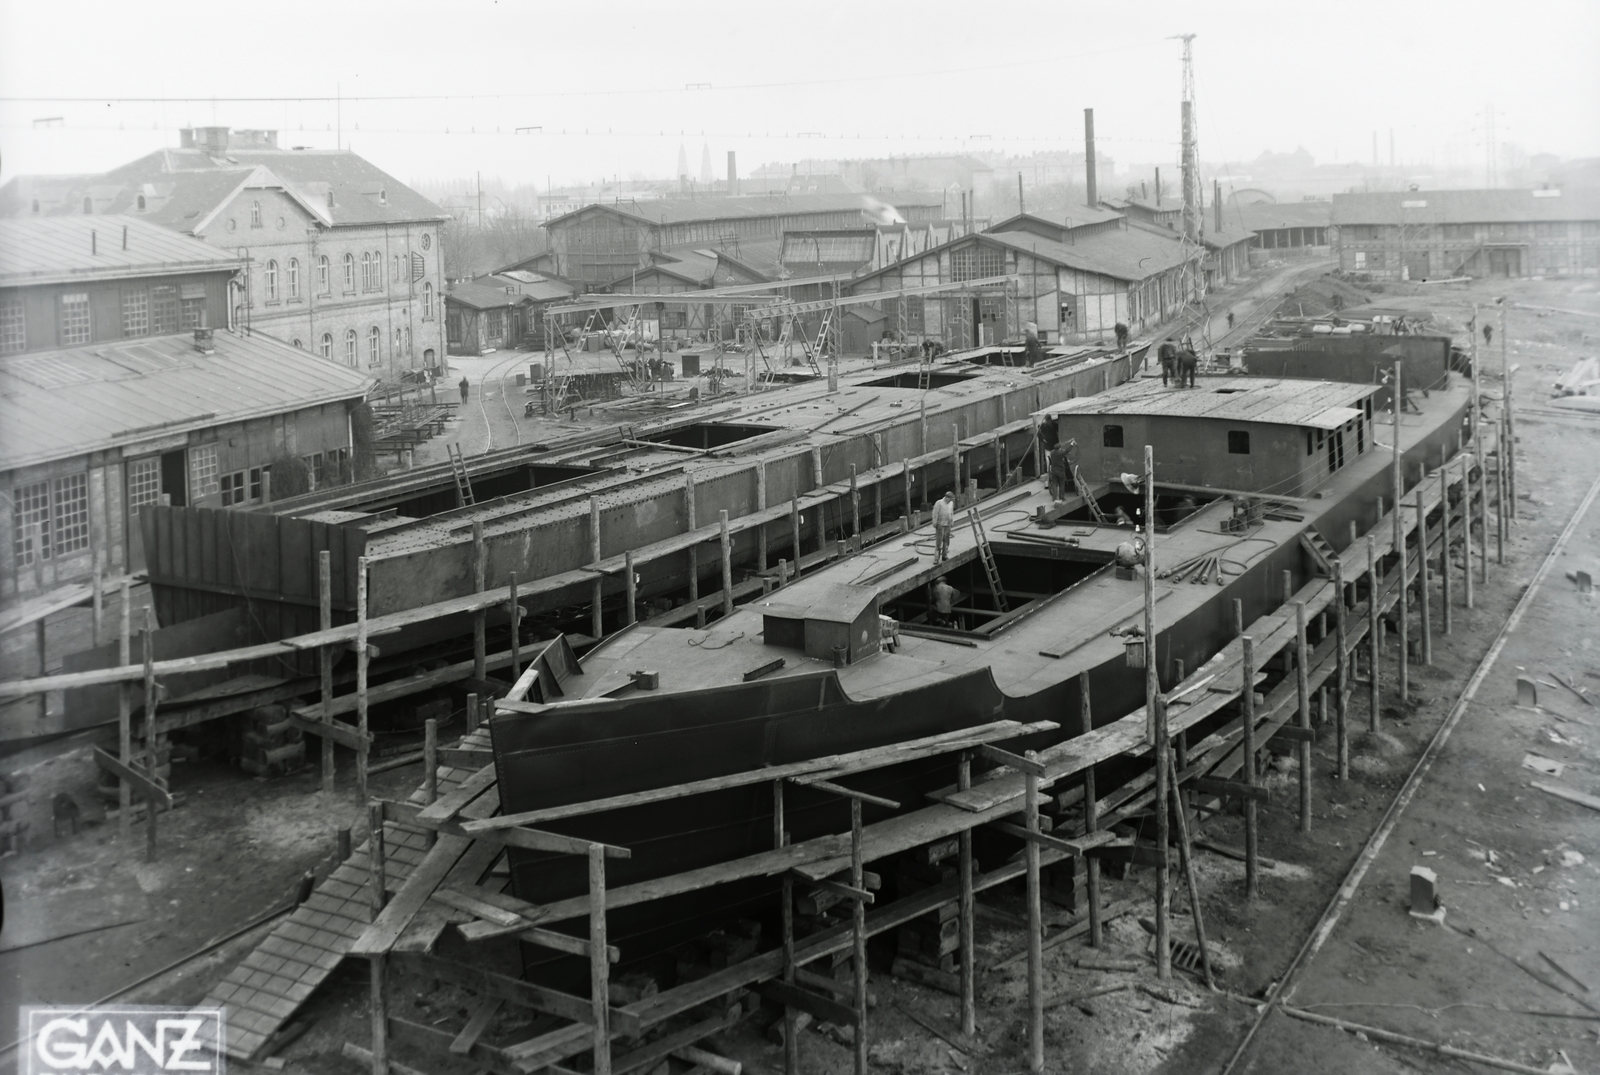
[[489, 331, 1472, 982]]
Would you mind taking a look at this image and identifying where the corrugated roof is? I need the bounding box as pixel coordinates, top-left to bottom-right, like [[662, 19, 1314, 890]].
[[0, 215, 244, 287], [1039, 377, 1375, 427], [102, 147, 447, 227], [546, 192, 907, 229], [1232, 201, 1332, 232], [1330, 188, 1600, 226], [0, 331, 374, 469]]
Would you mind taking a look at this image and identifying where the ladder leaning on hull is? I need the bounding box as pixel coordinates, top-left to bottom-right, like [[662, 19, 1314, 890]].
[[446, 443, 475, 508], [966, 507, 1008, 613]]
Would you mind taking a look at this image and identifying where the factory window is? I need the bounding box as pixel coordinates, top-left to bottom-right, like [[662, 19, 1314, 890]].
[[422, 282, 434, 319], [344, 329, 358, 366], [122, 290, 149, 336], [52, 473, 90, 557], [265, 260, 278, 301], [219, 470, 248, 507], [189, 444, 219, 500], [249, 466, 268, 500], [181, 295, 206, 329], [368, 325, 381, 365], [287, 258, 300, 299], [321, 333, 333, 360], [392, 254, 400, 281], [11, 480, 50, 565], [250, 201, 262, 227], [152, 286, 177, 333], [1102, 424, 1123, 448], [904, 294, 924, 332], [1227, 430, 1251, 454], [486, 308, 505, 341], [951, 244, 1005, 282], [319, 255, 330, 293], [1353, 252, 1367, 270], [343, 253, 356, 291], [1306, 431, 1315, 456], [127, 457, 161, 515], [60, 293, 90, 345], [447, 314, 461, 344], [374, 251, 384, 289], [1, 296, 26, 354]]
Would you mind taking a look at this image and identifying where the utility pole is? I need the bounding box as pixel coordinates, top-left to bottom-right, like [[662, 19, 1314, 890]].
[[476, 172, 484, 230]]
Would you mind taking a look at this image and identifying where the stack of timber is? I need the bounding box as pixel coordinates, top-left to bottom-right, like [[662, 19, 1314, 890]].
[[235, 705, 306, 778]]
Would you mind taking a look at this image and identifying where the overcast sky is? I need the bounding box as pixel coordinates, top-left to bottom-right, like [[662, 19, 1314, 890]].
[[2, 0, 1596, 190]]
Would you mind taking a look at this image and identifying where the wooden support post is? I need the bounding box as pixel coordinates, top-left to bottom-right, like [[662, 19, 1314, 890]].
[[850, 797, 869, 1075], [423, 718, 439, 846], [142, 608, 158, 861], [118, 579, 131, 842], [873, 435, 883, 528], [1496, 413, 1507, 565], [1334, 559, 1350, 783], [1461, 456, 1474, 609], [919, 394, 928, 459], [1241, 634, 1258, 900], [589, 843, 612, 1075], [719, 511, 734, 617], [319, 550, 335, 794], [1230, 596, 1243, 639], [686, 474, 700, 618], [992, 431, 1004, 488], [466, 694, 479, 734], [1143, 444, 1158, 744], [957, 751, 976, 1035], [1504, 304, 1515, 514], [849, 465, 860, 538], [368, 801, 387, 912], [369, 956, 387, 1075], [590, 496, 604, 641], [1165, 749, 1217, 990], [1368, 536, 1381, 731], [776, 780, 798, 1075], [1440, 468, 1453, 633], [1080, 674, 1102, 948], [1024, 754, 1044, 1072], [36, 617, 45, 677], [757, 464, 769, 573], [812, 445, 824, 490], [1295, 602, 1312, 834], [1154, 693, 1171, 982], [508, 571, 521, 680], [91, 565, 103, 648], [901, 459, 913, 523], [950, 423, 960, 503], [367, 802, 388, 1075], [356, 556, 371, 803], [1417, 486, 1432, 665], [1393, 360, 1408, 706], [624, 551, 637, 626], [472, 521, 487, 683], [790, 498, 802, 579]]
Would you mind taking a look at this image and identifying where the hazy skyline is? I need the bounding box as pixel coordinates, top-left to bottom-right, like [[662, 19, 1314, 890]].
[[2, 0, 1596, 190]]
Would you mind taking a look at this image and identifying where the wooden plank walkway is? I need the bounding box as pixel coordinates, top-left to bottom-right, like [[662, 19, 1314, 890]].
[[199, 732, 494, 1059]]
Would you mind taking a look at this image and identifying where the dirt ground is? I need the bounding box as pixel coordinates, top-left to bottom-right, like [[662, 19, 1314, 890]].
[[4, 270, 1598, 1075]]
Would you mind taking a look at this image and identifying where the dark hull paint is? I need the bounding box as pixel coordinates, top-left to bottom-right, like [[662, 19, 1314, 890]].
[[489, 392, 1473, 981]]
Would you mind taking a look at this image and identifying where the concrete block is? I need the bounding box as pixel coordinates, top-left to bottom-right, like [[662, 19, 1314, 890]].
[[1409, 865, 1445, 924], [1516, 677, 1538, 708]]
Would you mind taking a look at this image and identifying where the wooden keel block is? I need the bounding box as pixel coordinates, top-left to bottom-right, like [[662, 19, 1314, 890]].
[[1516, 677, 1539, 708]]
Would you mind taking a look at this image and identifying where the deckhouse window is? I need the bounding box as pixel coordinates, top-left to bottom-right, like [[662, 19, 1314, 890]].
[[1102, 424, 1123, 448], [1228, 430, 1251, 454]]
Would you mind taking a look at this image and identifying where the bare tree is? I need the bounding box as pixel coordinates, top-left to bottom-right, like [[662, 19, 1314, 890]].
[[480, 205, 548, 271], [438, 212, 483, 282]]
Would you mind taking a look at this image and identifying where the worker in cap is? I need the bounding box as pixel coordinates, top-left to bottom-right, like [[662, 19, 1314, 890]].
[[459, 375, 470, 404], [932, 491, 957, 562]]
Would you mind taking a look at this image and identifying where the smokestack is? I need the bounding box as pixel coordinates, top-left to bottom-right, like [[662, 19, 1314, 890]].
[[1155, 167, 1161, 207], [961, 190, 968, 232], [727, 151, 737, 194], [1214, 180, 1223, 233], [1084, 108, 1098, 208], [1017, 172, 1025, 215]]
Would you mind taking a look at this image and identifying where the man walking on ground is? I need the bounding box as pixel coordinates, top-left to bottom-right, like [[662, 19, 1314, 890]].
[[1226, 310, 1235, 331], [932, 491, 956, 562], [1114, 322, 1130, 350], [459, 376, 470, 404]]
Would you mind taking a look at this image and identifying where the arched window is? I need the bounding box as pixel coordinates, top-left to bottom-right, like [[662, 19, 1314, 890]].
[[373, 251, 384, 289], [136, 194, 146, 211], [343, 253, 355, 291], [250, 201, 262, 227], [368, 326, 381, 365], [292, 338, 303, 349], [392, 254, 400, 281], [320, 333, 332, 360], [344, 329, 358, 366], [360, 253, 370, 291], [264, 260, 278, 301], [423, 282, 433, 319], [379, 187, 388, 205], [404, 325, 411, 353], [287, 258, 300, 299], [326, 189, 335, 208], [318, 255, 330, 292], [83, 197, 93, 214]]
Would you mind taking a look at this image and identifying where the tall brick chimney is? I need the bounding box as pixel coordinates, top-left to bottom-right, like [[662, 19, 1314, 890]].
[[727, 151, 737, 194], [1084, 109, 1098, 208]]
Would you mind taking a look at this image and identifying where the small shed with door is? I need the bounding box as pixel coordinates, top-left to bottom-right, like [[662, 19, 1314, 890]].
[[1038, 377, 1379, 498]]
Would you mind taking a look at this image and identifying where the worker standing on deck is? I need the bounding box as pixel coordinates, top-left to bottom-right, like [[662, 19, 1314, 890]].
[[459, 376, 470, 404], [1048, 438, 1076, 502], [1114, 322, 1130, 350], [931, 575, 961, 629], [1024, 319, 1044, 366], [932, 491, 956, 561], [1158, 341, 1178, 386]]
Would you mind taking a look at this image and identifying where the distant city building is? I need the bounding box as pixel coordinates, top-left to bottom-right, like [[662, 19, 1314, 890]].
[[1331, 188, 1600, 278], [1233, 200, 1332, 256], [0, 127, 449, 378], [0, 215, 372, 595]]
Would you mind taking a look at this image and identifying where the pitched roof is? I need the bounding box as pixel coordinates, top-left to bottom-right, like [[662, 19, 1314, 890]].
[[1201, 222, 1256, 250], [990, 207, 1125, 235], [981, 226, 1194, 281], [444, 280, 536, 311], [102, 147, 447, 227], [0, 215, 243, 287], [479, 273, 577, 303], [545, 192, 907, 229], [1232, 200, 1332, 232], [1039, 377, 1374, 427], [0, 330, 373, 469], [1330, 188, 1600, 226]]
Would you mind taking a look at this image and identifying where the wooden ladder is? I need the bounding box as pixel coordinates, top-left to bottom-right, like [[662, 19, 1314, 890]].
[[966, 507, 1009, 614], [447, 443, 476, 507], [1072, 463, 1109, 525], [917, 354, 933, 391], [1299, 530, 1337, 576]]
